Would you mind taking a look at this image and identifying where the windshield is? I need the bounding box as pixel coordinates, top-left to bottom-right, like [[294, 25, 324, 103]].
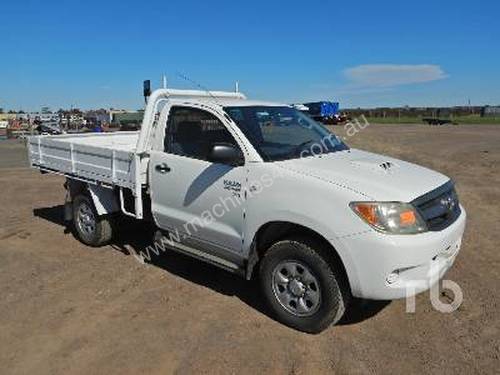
[[224, 106, 349, 162]]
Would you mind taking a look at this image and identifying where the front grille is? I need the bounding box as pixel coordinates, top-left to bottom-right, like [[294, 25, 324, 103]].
[[412, 181, 461, 231]]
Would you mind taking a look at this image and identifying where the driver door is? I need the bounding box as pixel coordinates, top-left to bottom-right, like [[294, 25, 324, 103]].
[[149, 105, 247, 257]]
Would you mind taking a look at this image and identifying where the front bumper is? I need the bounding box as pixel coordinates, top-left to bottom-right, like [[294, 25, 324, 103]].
[[338, 206, 466, 300]]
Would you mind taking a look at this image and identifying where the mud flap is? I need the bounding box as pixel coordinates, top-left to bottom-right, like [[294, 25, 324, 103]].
[[245, 239, 259, 280], [64, 184, 73, 222]]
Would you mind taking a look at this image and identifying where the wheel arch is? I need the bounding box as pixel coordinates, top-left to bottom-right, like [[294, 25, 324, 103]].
[[66, 179, 119, 216], [247, 221, 352, 294]]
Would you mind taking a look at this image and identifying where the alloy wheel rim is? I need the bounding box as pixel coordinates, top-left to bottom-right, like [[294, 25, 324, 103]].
[[77, 202, 96, 236], [271, 260, 321, 317]]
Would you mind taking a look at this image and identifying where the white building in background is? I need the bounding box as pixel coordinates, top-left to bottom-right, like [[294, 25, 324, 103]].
[[482, 106, 500, 117], [60, 113, 85, 128], [16, 113, 60, 123]]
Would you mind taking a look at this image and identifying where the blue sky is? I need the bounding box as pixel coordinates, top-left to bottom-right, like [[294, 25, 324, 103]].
[[1, 0, 498, 111]]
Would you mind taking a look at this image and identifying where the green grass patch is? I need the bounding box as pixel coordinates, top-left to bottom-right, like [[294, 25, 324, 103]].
[[365, 117, 422, 124], [365, 115, 500, 125]]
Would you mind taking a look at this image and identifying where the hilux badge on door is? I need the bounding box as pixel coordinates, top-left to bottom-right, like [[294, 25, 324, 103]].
[[223, 179, 241, 192]]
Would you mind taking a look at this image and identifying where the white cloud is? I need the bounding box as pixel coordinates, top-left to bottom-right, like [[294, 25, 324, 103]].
[[344, 64, 448, 87]]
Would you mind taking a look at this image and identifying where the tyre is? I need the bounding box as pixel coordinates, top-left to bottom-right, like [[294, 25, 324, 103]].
[[259, 236, 350, 333], [72, 194, 113, 247]]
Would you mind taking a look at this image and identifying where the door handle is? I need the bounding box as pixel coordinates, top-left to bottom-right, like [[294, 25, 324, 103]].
[[155, 163, 171, 174]]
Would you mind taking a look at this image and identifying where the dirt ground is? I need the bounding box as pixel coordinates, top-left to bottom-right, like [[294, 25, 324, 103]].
[[0, 124, 499, 374]]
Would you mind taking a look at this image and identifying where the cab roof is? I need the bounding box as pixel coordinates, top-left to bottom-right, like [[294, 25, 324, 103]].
[[177, 98, 290, 108], [216, 99, 289, 107]]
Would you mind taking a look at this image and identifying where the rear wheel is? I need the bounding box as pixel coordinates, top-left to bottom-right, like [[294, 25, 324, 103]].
[[72, 195, 113, 247], [259, 236, 350, 333]]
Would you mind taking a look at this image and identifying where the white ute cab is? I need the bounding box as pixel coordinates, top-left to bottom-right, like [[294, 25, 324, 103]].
[[28, 89, 466, 333]]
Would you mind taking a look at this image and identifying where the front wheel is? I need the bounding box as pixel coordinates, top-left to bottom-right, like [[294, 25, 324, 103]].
[[259, 237, 350, 333], [72, 195, 113, 247]]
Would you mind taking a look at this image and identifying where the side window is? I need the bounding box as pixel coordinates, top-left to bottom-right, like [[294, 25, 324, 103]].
[[164, 107, 239, 161]]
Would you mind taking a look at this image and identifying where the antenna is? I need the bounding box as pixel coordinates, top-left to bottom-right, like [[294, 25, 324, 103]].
[[235, 81, 239, 93], [176, 72, 219, 104], [162, 74, 167, 89]]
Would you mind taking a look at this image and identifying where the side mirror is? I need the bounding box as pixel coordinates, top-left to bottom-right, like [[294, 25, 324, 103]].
[[208, 143, 244, 166]]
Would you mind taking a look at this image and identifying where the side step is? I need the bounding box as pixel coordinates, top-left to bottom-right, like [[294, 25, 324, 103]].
[[153, 230, 246, 277]]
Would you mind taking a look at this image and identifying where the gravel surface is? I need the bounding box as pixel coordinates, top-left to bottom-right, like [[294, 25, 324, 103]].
[[0, 125, 498, 374]]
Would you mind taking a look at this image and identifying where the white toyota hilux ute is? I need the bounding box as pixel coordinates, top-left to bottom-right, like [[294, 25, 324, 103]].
[[28, 89, 466, 333]]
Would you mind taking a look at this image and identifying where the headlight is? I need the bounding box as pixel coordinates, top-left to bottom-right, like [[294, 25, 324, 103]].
[[349, 202, 427, 234]]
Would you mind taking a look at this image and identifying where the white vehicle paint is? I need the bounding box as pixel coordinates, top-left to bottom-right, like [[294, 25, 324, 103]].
[[28, 89, 466, 332]]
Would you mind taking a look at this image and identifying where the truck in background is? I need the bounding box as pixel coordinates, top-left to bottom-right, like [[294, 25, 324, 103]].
[[303, 101, 347, 124]]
